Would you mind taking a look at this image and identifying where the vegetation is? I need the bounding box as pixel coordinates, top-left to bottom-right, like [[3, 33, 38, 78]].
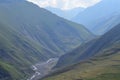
[[42, 24, 120, 80], [55, 24, 120, 68], [42, 46, 120, 80], [0, 1, 94, 80]]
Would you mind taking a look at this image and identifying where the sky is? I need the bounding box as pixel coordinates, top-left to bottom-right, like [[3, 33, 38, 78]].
[[27, 0, 101, 10]]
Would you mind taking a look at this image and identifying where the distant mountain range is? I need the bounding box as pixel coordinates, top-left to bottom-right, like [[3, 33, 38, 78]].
[[42, 20, 120, 80], [0, 1, 94, 80], [72, 0, 120, 35], [46, 7, 85, 20], [92, 13, 120, 35]]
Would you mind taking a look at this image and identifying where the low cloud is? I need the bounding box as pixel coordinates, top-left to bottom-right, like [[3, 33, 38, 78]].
[[27, 0, 101, 10]]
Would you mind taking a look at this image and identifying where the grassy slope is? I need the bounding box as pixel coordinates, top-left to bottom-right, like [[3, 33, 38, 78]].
[[55, 23, 120, 68], [0, 1, 94, 54], [42, 41, 120, 80], [42, 24, 120, 80], [0, 1, 94, 80], [0, 21, 56, 80]]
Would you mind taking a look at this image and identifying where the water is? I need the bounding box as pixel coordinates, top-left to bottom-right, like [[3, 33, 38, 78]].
[[27, 58, 58, 80]]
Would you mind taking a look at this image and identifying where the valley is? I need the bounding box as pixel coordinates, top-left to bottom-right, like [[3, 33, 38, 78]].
[[0, 1, 94, 80], [28, 58, 58, 80], [0, 0, 120, 80], [42, 51, 120, 80], [41, 23, 120, 80]]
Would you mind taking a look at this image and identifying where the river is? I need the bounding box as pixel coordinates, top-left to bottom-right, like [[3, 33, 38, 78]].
[[27, 58, 58, 80]]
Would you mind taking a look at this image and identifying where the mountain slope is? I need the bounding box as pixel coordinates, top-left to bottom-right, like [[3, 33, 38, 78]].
[[42, 46, 120, 80], [46, 7, 84, 20], [0, 1, 94, 54], [0, 19, 56, 80], [92, 14, 120, 35], [0, 1, 94, 80], [42, 22, 120, 80], [56, 23, 120, 68], [72, 0, 120, 35]]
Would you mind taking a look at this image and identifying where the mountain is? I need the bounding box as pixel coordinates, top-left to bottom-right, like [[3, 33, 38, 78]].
[[0, 1, 94, 55], [42, 45, 120, 80], [72, 0, 120, 35], [92, 13, 120, 35], [55, 22, 120, 68], [46, 7, 84, 20], [0, 1, 94, 80], [42, 21, 120, 80]]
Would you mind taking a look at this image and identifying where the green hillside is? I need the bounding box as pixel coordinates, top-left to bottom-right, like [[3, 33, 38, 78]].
[[0, 21, 56, 80], [0, 1, 94, 54], [42, 24, 120, 80], [55, 23, 120, 68], [42, 44, 120, 80], [0, 1, 94, 80]]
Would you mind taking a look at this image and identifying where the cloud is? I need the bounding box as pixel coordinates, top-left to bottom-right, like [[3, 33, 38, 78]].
[[27, 0, 101, 10]]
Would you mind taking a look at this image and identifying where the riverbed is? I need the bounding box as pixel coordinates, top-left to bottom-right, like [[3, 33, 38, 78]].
[[27, 58, 58, 80]]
